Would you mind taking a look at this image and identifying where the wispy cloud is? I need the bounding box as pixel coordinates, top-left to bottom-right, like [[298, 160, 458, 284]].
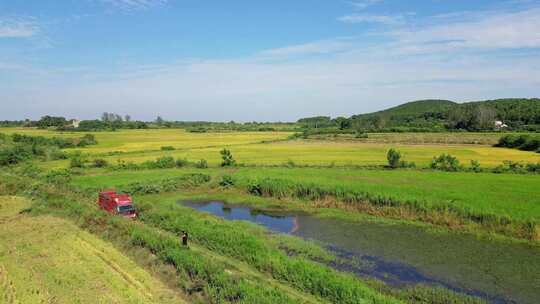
[[0, 16, 38, 38], [99, 0, 168, 11], [338, 13, 405, 25], [258, 39, 354, 57], [348, 0, 383, 10], [390, 7, 540, 52]]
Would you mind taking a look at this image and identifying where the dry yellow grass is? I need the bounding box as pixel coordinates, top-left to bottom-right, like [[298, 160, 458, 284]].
[[0, 196, 186, 304]]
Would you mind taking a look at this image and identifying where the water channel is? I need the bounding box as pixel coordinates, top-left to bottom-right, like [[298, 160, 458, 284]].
[[182, 201, 540, 304]]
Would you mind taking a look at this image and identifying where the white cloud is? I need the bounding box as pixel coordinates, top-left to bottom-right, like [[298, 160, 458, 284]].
[[349, 0, 383, 10], [338, 14, 405, 25], [258, 39, 354, 57], [99, 0, 168, 10], [391, 8, 540, 50], [0, 17, 38, 38]]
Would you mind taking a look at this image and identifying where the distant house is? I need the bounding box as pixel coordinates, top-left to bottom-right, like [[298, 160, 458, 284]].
[[494, 120, 508, 130], [70, 119, 81, 129]]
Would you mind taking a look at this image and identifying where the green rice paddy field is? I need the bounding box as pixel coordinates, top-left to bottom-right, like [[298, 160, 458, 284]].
[[72, 167, 540, 223]]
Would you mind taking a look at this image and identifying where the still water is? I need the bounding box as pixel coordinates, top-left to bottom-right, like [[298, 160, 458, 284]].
[[182, 201, 540, 304]]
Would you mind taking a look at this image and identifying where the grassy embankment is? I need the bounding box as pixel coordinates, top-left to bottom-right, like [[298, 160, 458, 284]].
[[0, 196, 186, 304]]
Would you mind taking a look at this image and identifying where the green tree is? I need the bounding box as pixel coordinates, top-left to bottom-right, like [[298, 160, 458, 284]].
[[220, 149, 236, 167], [386, 149, 402, 169]]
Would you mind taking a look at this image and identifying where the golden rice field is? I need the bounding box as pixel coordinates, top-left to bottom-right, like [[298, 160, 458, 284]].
[[2, 127, 539, 168], [0, 128, 292, 153]]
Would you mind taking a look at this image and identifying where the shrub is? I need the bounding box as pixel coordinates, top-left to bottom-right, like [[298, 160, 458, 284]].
[[155, 156, 176, 169], [77, 134, 97, 147], [175, 158, 189, 168], [386, 149, 402, 169], [43, 146, 67, 161], [161, 146, 175, 151], [0, 145, 30, 166], [526, 162, 540, 173], [493, 161, 526, 174], [283, 159, 296, 168], [19, 163, 42, 178], [220, 148, 236, 167], [400, 161, 416, 168], [429, 154, 462, 171], [196, 159, 208, 169], [45, 169, 72, 184], [355, 132, 368, 139], [469, 160, 482, 172], [219, 175, 236, 187], [69, 153, 87, 168], [496, 134, 540, 152], [92, 158, 108, 168], [121, 174, 211, 195]]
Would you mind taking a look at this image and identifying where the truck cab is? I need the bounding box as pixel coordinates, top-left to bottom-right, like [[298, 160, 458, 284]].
[[98, 190, 137, 218]]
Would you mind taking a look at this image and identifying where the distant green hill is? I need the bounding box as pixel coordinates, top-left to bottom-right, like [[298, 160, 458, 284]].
[[347, 98, 540, 131]]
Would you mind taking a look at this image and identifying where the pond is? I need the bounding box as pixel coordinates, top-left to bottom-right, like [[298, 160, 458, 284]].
[[182, 201, 540, 304]]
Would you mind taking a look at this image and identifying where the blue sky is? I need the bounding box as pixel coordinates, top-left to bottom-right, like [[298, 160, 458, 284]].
[[1, 0, 539, 121]]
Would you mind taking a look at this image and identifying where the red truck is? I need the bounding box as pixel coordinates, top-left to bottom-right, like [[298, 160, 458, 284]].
[[98, 190, 137, 218]]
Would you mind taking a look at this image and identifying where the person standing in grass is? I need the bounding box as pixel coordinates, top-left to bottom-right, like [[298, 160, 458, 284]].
[[181, 231, 189, 248]]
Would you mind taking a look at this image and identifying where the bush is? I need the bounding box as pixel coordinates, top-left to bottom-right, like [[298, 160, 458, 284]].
[[283, 159, 296, 168], [526, 162, 540, 173], [496, 134, 540, 152], [0, 145, 31, 166], [161, 146, 175, 151], [469, 160, 482, 172], [175, 158, 189, 168], [220, 148, 236, 167], [77, 134, 97, 147], [355, 132, 368, 139], [69, 153, 87, 168], [19, 163, 42, 178], [219, 175, 236, 187], [493, 161, 527, 174], [45, 169, 72, 184], [195, 159, 208, 169], [92, 158, 108, 168], [386, 149, 402, 169], [43, 146, 67, 161], [154, 156, 176, 169], [121, 174, 211, 195], [429, 154, 462, 171]]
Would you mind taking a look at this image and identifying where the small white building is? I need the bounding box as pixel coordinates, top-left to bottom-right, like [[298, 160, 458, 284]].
[[494, 120, 508, 129], [71, 119, 81, 128]]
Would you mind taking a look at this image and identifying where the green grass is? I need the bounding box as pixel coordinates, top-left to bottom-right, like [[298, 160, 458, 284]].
[[0, 196, 186, 304], [71, 167, 540, 223]]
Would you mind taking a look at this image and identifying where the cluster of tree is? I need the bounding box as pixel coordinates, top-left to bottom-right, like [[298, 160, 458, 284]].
[[298, 98, 540, 133], [0, 133, 97, 166], [11, 133, 97, 148], [0, 120, 30, 127], [495, 134, 540, 152], [37, 116, 69, 129], [297, 116, 352, 130]]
